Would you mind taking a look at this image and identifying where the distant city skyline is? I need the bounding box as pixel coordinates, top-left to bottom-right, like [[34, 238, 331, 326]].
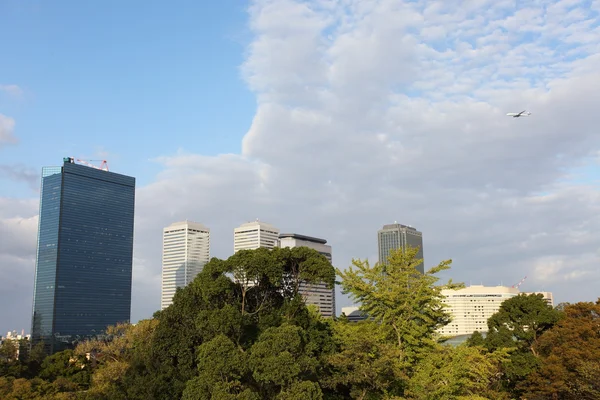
[[2, 0, 598, 336]]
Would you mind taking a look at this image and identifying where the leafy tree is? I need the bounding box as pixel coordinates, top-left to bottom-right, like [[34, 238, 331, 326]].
[[0, 340, 18, 363], [38, 349, 89, 388], [465, 331, 485, 347], [484, 293, 562, 397], [522, 300, 600, 399], [406, 344, 511, 400], [322, 319, 406, 399], [336, 246, 463, 364], [248, 324, 323, 398], [486, 293, 562, 356], [72, 319, 158, 399], [182, 334, 252, 399], [25, 342, 48, 378], [129, 247, 335, 400]]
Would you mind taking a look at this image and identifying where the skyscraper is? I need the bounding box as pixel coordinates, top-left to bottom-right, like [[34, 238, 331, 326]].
[[31, 157, 135, 354], [161, 221, 210, 310], [233, 220, 279, 252], [377, 223, 424, 274], [278, 233, 336, 318]]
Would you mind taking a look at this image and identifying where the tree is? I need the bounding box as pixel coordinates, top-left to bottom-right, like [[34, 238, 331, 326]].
[[128, 247, 335, 400], [337, 246, 463, 364], [465, 331, 485, 347], [522, 300, 600, 399], [38, 350, 89, 387], [406, 344, 511, 400], [0, 340, 18, 363], [486, 293, 562, 356], [484, 293, 562, 397], [322, 319, 406, 399]]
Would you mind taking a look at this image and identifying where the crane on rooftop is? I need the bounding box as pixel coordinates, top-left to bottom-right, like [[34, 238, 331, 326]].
[[512, 275, 527, 289], [64, 157, 109, 171]]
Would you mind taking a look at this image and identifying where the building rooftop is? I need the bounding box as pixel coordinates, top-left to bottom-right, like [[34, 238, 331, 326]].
[[279, 233, 327, 244], [236, 220, 279, 230], [380, 223, 419, 231], [164, 220, 210, 231]]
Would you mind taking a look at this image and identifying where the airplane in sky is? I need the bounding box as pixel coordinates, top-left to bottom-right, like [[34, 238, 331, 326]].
[[506, 110, 532, 118]]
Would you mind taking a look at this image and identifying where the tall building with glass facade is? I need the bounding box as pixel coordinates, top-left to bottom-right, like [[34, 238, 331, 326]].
[[278, 233, 336, 318], [377, 223, 424, 274], [161, 221, 210, 310], [31, 157, 135, 354]]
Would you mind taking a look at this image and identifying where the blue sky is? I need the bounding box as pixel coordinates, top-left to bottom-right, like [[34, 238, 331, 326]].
[[1, 0, 255, 193], [2, 0, 600, 335]]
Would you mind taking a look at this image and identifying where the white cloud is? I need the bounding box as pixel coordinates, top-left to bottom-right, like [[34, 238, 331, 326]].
[[2, 0, 600, 333], [0, 114, 18, 147], [0, 84, 23, 98]]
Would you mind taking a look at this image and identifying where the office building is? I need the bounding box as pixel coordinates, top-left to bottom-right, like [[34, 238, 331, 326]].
[[438, 285, 520, 336], [378, 223, 424, 273], [279, 233, 335, 318], [161, 221, 210, 310], [438, 286, 556, 337], [340, 306, 368, 322], [524, 291, 554, 306], [234, 220, 279, 252], [31, 157, 135, 354]]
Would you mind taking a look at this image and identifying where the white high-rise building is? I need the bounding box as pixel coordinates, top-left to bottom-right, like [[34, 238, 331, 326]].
[[439, 285, 519, 336], [161, 221, 210, 310], [439, 285, 556, 337], [279, 233, 336, 318], [234, 220, 280, 252]]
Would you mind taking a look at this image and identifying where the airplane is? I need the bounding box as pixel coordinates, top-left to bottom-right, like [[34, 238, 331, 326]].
[[506, 110, 531, 118]]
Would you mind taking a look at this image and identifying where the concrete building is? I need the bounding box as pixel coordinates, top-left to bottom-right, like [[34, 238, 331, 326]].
[[525, 291, 554, 306], [378, 223, 424, 274], [439, 285, 521, 336], [31, 157, 135, 354], [161, 221, 210, 310], [234, 220, 280, 252], [279, 233, 336, 318], [340, 306, 368, 322]]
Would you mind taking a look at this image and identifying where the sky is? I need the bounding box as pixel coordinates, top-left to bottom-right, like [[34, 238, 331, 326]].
[[1, 0, 600, 335]]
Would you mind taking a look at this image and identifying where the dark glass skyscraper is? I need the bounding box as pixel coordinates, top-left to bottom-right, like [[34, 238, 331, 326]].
[[31, 158, 135, 353], [377, 223, 424, 274]]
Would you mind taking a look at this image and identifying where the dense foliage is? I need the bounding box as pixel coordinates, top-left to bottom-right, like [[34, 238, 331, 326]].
[[1, 246, 598, 399]]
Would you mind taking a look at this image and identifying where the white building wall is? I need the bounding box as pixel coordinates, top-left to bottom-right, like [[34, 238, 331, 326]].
[[234, 220, 280, 252], [278, 235, 336, 318], [439, 285, 520, 336], [161, 221, 210, 310], [524, 291, 554, 306]]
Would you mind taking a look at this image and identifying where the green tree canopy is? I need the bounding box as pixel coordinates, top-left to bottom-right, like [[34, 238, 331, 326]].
[[336, 246, 463, 364]]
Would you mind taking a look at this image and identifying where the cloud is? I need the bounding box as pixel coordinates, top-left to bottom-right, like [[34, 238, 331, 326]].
[[0, 84, 23, 98], [128, 0, 600, 320], [3, 0, 600, 334], [0, 114, 18, 147], [0, 165, 39, 190], [0, 198, 39, 334]]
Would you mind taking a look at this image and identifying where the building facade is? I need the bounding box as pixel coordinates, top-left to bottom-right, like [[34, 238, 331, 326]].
[[524, 291, 554, 306], [234, 220, 280, 252], [377, 223, 424, 273], [438, 285, 520, 336], [278, 233, 336, 318], [161, 221, 210, 310], [340, 306, 368, 322], [31, 157, 135, 354]]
